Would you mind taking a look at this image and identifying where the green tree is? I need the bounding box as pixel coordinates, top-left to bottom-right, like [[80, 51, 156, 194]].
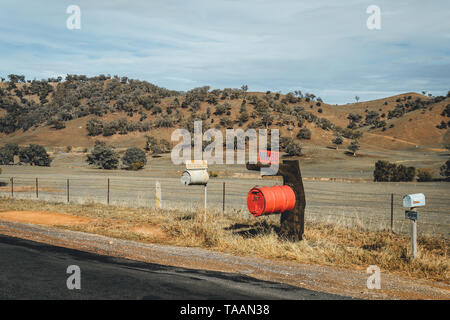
[[86, 141, 119, 169], [417, 169, 433, 182], [296, 128, 311, 140], [284, 140, 302, 156], [347, 140, 360, 156], [145, 135, 158, 151], [122, 147, 147, 170], [19, 144, 52, 166], [86, 118, 103, 136], [440, 159, 450, 180], [332, 135, 343, 150], [0, 143, 19, 165], [374, 160, 395, 182]]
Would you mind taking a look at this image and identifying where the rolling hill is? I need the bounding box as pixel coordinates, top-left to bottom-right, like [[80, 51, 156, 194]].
[[0, 75, 449, 152]]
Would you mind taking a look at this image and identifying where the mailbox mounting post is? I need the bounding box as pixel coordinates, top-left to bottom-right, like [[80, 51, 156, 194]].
[[403, 193, 425, 259], [275, 160, 306, 241], [246, 159, 306, 241]]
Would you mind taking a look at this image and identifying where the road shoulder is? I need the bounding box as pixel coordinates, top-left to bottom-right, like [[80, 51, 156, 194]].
[[0, 219, 448, 300]]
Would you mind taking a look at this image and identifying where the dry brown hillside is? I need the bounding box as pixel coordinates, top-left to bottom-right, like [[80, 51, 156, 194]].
[[0, 77, 449, 152]]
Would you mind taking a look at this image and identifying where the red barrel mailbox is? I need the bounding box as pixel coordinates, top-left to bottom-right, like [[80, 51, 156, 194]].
[[247, 185, 296, 217]]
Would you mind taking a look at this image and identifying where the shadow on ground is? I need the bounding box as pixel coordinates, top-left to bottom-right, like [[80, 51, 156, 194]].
[[224, 220, 281, 238]]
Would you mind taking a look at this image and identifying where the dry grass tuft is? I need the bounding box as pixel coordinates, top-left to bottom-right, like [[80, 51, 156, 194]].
[[0, 197, 448, 283]]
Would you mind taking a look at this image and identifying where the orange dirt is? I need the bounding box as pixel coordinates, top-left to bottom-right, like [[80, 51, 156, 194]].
[[0, 211, 92, 226], [0, 210, 166, 240]]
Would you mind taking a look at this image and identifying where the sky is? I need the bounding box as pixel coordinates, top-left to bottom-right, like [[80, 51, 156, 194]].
[[0, 0, 449, 104]]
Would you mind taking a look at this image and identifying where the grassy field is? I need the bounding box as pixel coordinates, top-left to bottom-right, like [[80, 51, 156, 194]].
[[0, 197, 448, 284], [1, 148, 449, 237]]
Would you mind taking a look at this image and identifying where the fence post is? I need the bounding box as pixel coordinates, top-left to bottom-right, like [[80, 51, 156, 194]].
[[155, 181, 161, 209], [390, 193, 394, 232], [107, 178, 110, 205], [10, 177, 13, 198], [67, 179, 70, 203], [204, 185, 207, 223], [36, 178, 39, 198], [222, 182, 225, 217], [411, 219, 417, 259]]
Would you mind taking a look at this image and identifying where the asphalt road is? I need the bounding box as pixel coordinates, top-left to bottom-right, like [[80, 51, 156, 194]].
[[0, 234, 347, 300]]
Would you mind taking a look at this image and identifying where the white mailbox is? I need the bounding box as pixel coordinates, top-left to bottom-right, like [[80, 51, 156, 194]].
[[181, 160, 209, 186], [403, 193, 425, 208]]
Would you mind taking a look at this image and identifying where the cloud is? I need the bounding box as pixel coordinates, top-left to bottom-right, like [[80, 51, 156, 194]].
[[0, 0, 449, 103]]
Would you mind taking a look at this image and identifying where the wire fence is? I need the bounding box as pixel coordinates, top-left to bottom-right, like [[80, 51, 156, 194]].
[[0, 176, 448, 238]]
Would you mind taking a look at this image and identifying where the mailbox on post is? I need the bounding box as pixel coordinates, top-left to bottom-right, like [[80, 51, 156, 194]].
[[181, 160, 209, 186], [181, 160, 209, 222], [403, 193, 425, 260], [403, 193, 425, 208], [247, 185, 296, 217], [246, 159, 306, 241]]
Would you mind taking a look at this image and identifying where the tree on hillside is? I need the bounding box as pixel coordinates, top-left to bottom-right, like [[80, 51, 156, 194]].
[[332, 135, 343, 150], [86, 118, 103, 136], [241, 85, 248, 99], [283, 138, 302, 156], [355, 96, 360, 102], [122, 147, 147, 170], [19, 144, 52, 166], [373, 160, 416, 182], [296, 128, 311, 140], [86, 141, 119, 169], [440, 159, 450, 181], [145, 135, 158, 152], [347, 140, 360, 156], [0, 143, 19, 165], [417, 169, 433, 182], [374, 160, 395, 181]]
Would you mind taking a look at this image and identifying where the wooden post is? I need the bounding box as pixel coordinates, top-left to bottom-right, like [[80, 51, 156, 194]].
[[10, 177, 13, 198], [276, 160, 306, 241], [155, 181, 161, 209], [411, 216, 417, 259], [36, 178, 39, 198], [107, 178, 110, 205], [222, 182, 226, 217], [204, 185, 207, 223], [390, 193, 394, 232], [67, 179, 70, 203]]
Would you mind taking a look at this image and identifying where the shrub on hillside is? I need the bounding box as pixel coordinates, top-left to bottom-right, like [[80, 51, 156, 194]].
[[373, 160, 416, 182], [86, 118, 103, 136], [296, 128, 311, 140], [417, 169, 433, 182], [86, 141, 119, 169], [122, 147, 147, 170], [19, 144, 52, 166], [347, 140, 360, 156], [332, 135, 343, 149], [284, 139, 302, 156], [0, 143, 19, 165], [440, 159, 450, 180], [441, 104, 450, 117]]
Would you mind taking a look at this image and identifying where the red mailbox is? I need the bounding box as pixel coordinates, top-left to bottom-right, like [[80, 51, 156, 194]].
[[247, 185, 296, 217]]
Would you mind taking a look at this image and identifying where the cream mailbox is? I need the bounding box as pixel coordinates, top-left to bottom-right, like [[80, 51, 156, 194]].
[[403, 193, 425, 208], [181, 160, 209, 186], [402, 193, 425, 260]]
